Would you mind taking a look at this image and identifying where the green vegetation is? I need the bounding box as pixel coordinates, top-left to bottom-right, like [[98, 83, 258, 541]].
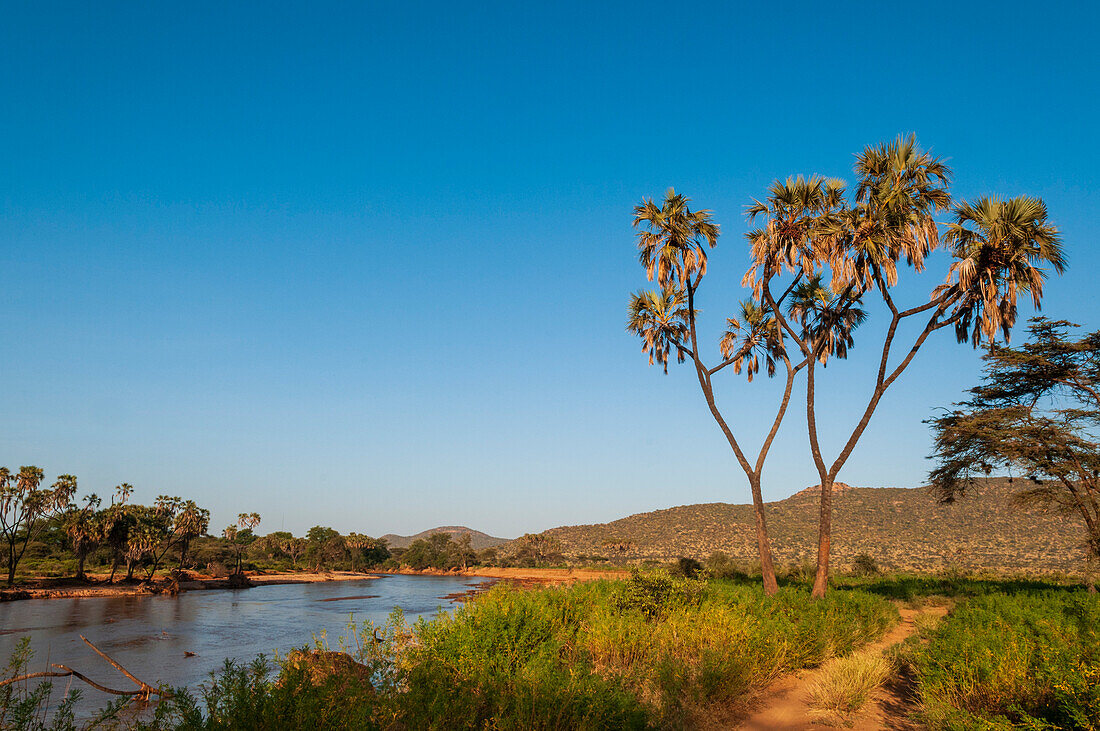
[[198, 576, 892, 729], [0, 477, 394, 584], [902, 590, 1100, 729], [2, 574, 898, 729]]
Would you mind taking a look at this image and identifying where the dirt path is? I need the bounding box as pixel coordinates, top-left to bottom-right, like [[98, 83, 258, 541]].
[[737, 605, 948, 730]]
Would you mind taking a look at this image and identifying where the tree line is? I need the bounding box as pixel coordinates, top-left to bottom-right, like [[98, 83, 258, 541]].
[[0, 478, 407, 586], [0, 473, 578, 586]]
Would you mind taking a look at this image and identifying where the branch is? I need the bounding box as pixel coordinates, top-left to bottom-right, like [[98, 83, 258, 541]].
[[0, 637, 171, 701], [80, 635, 162, 696]]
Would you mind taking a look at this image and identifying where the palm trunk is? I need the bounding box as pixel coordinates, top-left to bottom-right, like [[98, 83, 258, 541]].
[[811, 476, 833, 598], [75, 551, 87, 582], [109, 554, 120, 583], [686, 283, 781, 595], [749, 476, 779, 594]]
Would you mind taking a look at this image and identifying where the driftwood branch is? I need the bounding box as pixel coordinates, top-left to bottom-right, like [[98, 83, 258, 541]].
[[0, 635, 171, 701]]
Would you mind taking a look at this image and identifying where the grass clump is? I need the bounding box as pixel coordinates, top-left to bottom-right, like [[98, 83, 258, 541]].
[[805, 650, 893, 723], [902, 590, 1100, 729]]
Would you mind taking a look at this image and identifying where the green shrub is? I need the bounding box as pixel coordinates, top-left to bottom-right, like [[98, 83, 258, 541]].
[[903, 590, 1100, 729], [613, 568, 703, 619], [852, 553, 880, 577]]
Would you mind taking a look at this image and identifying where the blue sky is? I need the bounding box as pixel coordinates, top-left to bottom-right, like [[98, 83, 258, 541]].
[[2, 2, 1097, 538]]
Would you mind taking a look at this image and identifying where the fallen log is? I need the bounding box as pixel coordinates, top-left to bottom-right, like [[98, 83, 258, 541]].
[[0, 635, 171, 702]]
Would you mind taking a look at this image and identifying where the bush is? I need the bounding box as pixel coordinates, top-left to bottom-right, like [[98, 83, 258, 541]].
[[903, 590, 1100, 729], [613, 569, 703, 619], [672, 557, 703, 578], [852, 553, 880, 577], [703, 551, 752, 581]]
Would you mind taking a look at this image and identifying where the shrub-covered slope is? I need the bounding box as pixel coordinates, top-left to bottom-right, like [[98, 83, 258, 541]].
[[543, 478, 1086, 574]]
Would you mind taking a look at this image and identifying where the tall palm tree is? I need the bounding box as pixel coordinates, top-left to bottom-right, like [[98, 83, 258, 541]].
[[751, 137, 1065, 598], [628, 189, 809, 595], [64, 493, 102, 582], [174, 500, 210, 570]]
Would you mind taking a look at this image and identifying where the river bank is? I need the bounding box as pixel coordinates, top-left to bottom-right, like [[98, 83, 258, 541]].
[[0, 566, 628, 602], [0, 570, 380, 601], [383, 566, 630, 584]]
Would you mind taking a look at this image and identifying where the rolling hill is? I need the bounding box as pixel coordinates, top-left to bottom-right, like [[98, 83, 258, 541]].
[[381, 526, 509, 551], [541, 478, 1088, 575]]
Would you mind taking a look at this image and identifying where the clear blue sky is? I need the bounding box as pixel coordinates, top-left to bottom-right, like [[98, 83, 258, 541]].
[[2, 2, 1097, 538]]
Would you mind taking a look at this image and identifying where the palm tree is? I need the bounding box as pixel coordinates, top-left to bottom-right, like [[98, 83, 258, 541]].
[[174, 500, 210, 570], [103, 484, 134, 583], [751, 137, 1065, 597], [627, 287, 689, 373], [634, 188, 719, 288], [225, 512, 261, 575], [941, 196, 1065, 345], [0, 467, 76, 586], [628, 189, 812, 595], [64, 493, 102, 582]]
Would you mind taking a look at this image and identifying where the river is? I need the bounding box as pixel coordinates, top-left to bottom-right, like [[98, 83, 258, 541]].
[[0, 574, 493, 716]]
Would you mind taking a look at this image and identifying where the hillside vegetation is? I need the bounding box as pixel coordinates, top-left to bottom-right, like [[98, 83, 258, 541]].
[[380, 526, 508, 551], [543, 478, 1087, 575]]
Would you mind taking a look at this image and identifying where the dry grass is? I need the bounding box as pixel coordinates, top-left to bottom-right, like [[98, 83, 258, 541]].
[[805, 649, 893, 724]]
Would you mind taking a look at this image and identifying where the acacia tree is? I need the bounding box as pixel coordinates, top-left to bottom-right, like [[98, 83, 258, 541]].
[[0, 468, 77, 586], [746, 137, 1065, 596], [281, 535, 307, 568], [628, 189, 816, 595], [928, 318, 1099, 590]]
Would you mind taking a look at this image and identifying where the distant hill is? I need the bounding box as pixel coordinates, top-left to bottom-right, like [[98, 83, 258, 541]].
[[543, 478, 1087, 575], [382, 526, 509, 551]]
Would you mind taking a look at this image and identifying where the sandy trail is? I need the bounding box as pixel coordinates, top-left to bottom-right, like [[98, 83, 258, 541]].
[[737, 604, 948, 730]]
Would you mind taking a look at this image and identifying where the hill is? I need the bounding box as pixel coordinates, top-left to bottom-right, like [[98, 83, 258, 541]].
[[542, 478, 1087, 575], [382, 526, 509, 551]]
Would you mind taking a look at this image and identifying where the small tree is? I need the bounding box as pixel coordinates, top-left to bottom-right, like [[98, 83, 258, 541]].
[[0, 468, 77, 586], [304, 525, 344, 570], [510, 533, 563, 567], [928, 318, 1099, 590], [281, 535, 307, 568]]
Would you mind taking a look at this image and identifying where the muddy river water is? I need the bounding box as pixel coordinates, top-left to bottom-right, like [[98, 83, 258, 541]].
[[0, 574, 493, 714]]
